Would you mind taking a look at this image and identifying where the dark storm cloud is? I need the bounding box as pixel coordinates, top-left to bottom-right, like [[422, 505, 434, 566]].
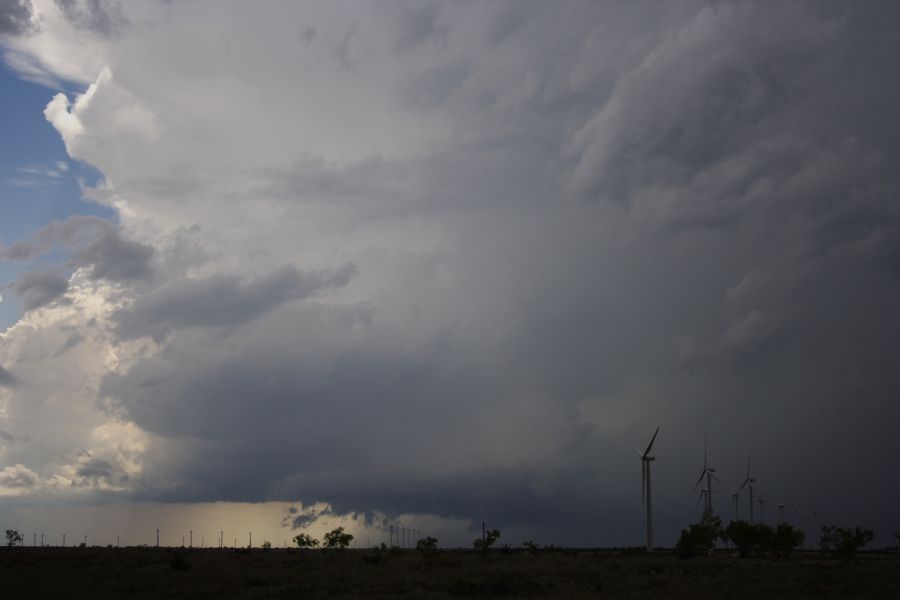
[[0, 0, 33, 35], [1, 215, 154, 281], [112, 263, 357, 340], [394, 1, 447, 53], [8, 1, 900, 546], [54, 0, 126, 36], [7, 270, 70, 310]]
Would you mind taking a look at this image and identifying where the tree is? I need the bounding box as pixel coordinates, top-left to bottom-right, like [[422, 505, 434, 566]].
[[473, 528, 500, 551], [261, 540, 272, 550], [416, 536, 438, 553], [323, 527, 353, 550], [293, 533, 320, 549], [522, 540, 539, 554], [675, 512, 722, 558], [820, 526, 874, 559], [5, 529, 23, 548]]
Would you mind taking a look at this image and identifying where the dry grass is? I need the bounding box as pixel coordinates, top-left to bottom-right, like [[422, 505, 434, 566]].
[[1, 547, 898, 599]]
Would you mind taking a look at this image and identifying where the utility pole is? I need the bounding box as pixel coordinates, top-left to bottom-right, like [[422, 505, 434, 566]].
[[84, 535, 87, 547], [117, 535, 120, 548], [33, 532, 36, 547], [190, 530, 193, 548], [249, 531, 252, 549], [220, 530, 223, 549], [41, 533, 44, 547], [63, 534, 66, 547], [156, 529, 160, 548]]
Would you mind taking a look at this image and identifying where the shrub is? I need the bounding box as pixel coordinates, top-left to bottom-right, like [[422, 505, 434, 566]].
[[769, 523, 804, 556], [293, 533, 319, 549], [5, 529, 23, 548], [675, 512, 722, 558], [725, 521, 766, 558], [820, 526, 874, 559], [473, 529, 501, 552], [323, 527, 353, 550], [523, 540, 539, 554], [416, 536, 438, 553], [261, 541, 272, 550]]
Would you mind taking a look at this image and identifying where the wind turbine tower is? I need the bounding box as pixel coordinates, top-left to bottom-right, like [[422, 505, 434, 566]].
[[639, 427, 660, 552], [731, 491, 740, 522], [738, 451, 756, 524], [758, 495, 766, 524]]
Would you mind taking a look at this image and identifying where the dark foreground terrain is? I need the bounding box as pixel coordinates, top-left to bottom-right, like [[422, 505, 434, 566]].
[[1, 547, 898, 599]]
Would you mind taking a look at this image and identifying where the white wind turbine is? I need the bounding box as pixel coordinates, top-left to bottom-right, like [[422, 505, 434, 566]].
[[737, 451, 757, 524], [693, 436, 720, 516], [639, 427, 660, 552]]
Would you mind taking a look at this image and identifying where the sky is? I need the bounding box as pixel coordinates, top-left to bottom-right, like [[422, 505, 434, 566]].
[[1, 0, 899, 549]]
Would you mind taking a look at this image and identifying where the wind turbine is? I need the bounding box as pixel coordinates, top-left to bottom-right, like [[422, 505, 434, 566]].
[[693, 436, 720, 516], [639, 426, 660, 552], [757, 495, 766, 525], [737, 451, 756, 524], [778, 502, 786, 524]]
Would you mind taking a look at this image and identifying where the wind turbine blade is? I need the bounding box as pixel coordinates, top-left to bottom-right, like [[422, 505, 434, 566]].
[[696, 489, 705, 507], [746, 449, 752, 479], [693, 470, 706, 491], [643, 427, 660, 457], [711, 473, 722, 485], [737, 479, 749, 492]]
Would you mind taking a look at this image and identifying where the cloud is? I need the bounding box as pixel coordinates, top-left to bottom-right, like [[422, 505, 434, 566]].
[[7, 269, 70, 311], [0, 364, 17, 388], [1, 1, 900, 545], [0, 464, 39, 490], [112, 263, 357, 340], [1, 215, 154, 281], [53, 0, 126, 36], [0, 0, 33, 35]]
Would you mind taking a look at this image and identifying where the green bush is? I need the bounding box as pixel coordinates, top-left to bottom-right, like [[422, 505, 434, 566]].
[[323, 527, 354, 550], [675, 513, 722, 558], [293, 533, 319, 549], [5, 529, 23, 548], [473, 529, 501, 552], [416, 536, 438, 553], [820, 526, 873, 559], [724, 521, 803, 557], [770, 523, 804, 556]]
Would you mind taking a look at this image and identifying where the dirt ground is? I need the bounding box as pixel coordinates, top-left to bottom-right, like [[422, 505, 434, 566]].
[[1, 547, 898, 599]]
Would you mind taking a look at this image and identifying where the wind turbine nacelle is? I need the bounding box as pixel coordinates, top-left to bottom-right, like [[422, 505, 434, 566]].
[[643, 456, 655, 461]]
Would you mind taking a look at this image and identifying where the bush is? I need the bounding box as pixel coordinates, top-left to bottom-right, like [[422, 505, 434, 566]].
[[675, 512, 722, 558], [323, 527, 353, 550], [473, 529, 501, 552], [523, 540, 539, 554], [261, 540, 272, 550], [820, 526, 874, 559], [724, 521, 803, 558], [770, 523, 804, 557], [5, 529, 23, 548], [416, 536, 438, 553], [293, 533, 319, 549]]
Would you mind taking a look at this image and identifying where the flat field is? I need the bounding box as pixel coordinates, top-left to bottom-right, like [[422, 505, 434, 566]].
[[1, 547, 898, 599]]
